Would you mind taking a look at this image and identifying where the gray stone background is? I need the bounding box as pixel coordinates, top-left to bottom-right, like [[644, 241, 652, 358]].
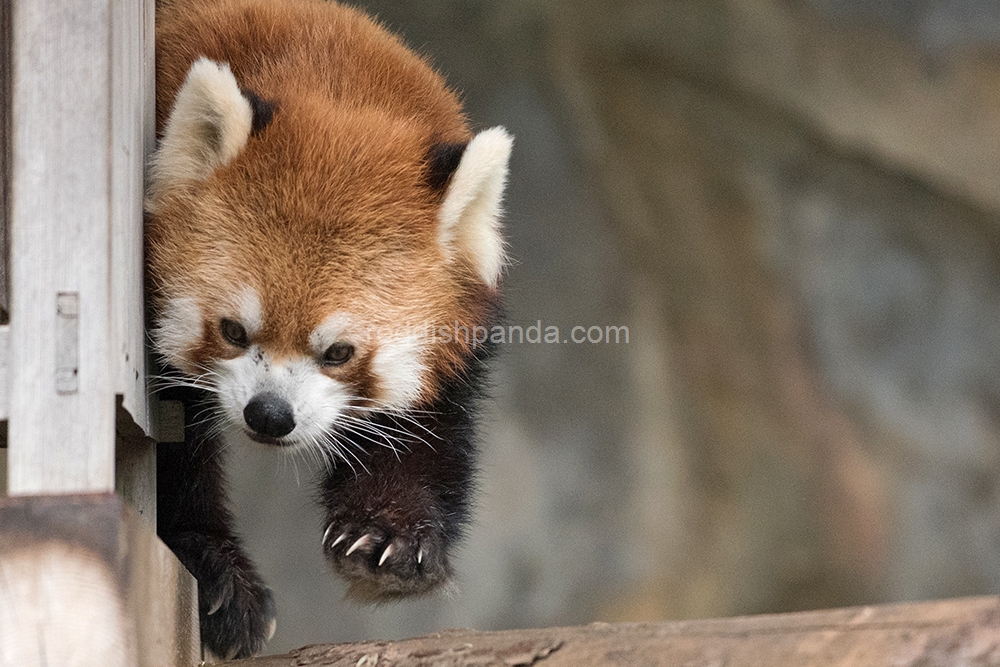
[[215, 0, 1000, 652]]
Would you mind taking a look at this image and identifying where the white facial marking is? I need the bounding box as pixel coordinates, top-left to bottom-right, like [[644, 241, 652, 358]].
[[371, 335, 427, 410], [154, 296, 203, 371], [232, 286, 263, 338], [214, 349, 352, 451], [438, 126, 513, 288], [206, 310, 427, 462]]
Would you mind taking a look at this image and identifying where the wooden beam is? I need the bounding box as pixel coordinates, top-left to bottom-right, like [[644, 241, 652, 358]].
[[226, 596, 1000, 667], [0, 494, 199, 667]]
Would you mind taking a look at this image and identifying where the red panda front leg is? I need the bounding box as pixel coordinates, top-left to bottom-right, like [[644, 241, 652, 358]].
[[157, 388, 277, 659], [319, 354, 488, 600], [318, 127, 513, 598], [319, 417, 475, 600]]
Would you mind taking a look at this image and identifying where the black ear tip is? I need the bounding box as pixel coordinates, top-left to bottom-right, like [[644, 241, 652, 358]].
[[426, 141, 468, 190], [241, 88, 277, 136]]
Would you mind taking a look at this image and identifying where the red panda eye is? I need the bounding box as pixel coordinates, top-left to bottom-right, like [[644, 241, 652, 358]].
[[322, 342, 354, 366], [220, 318, 249, 348]]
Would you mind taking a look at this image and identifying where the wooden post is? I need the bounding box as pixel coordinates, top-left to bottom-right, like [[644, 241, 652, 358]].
[[3, 0, 157, 509], [0, 0, 11, 446], [0, 0, 199, 664], [7, 0, 117, 494]]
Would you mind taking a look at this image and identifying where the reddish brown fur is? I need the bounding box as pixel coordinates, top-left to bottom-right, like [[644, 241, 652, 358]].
[[150, 0, 496, 404]]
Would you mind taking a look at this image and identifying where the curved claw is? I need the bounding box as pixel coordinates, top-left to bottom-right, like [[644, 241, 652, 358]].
[[345, 534, 372, 557], [207, 594, 224, 616], [378, 543, 395, 567]]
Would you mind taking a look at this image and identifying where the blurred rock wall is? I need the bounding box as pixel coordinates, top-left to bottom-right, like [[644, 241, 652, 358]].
[[224, 0, 1000, 652], [553, 0, 1000, 617]]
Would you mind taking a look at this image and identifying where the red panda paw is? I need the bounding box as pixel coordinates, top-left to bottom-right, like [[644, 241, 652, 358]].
[[321, 516, 454, 601], [169, 531, 277, 660]]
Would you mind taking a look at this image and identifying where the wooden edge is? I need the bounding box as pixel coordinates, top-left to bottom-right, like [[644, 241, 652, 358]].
[[0, 323, 8, 424], [0, 493, 199, 667], [227, 596, 1000, 667], [115, 394, 157, 524]]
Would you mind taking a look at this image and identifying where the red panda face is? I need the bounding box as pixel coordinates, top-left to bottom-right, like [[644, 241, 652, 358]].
[[147, 57, 510, 455]]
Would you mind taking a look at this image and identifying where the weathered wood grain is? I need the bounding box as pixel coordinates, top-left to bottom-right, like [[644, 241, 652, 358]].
[[0, 493, 199, 667], [7, 0, 116, 493], [227, 596, 1000, 667]]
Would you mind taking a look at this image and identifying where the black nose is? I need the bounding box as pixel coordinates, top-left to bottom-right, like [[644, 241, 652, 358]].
[[243, 393, 296, 438]]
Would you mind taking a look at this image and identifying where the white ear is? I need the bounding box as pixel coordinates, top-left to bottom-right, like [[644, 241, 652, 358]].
[[149, 58, 253, 200], [438, 127, 513, 288]]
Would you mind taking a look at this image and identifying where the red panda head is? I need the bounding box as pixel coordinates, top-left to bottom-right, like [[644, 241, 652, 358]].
[[146, 57, 511, 452]]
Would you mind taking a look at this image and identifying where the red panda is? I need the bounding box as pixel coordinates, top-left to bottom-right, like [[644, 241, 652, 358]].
[[147, 0, 511, 658]]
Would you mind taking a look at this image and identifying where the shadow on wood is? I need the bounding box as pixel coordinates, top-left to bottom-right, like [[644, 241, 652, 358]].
[[227, 596, 1000, 666], [0, 493, 199, 667]]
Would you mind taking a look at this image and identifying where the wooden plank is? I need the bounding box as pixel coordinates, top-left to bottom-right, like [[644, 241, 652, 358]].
[[7, 0, 116, 493], [110, 0, 154, 433], [227, 596, 1000, 667], [0, 493, 199, 667]]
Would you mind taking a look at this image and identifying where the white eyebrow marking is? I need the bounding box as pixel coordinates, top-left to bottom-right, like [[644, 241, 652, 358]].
[[233, 286, 263, 337], [309, 313, 355, 354]]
